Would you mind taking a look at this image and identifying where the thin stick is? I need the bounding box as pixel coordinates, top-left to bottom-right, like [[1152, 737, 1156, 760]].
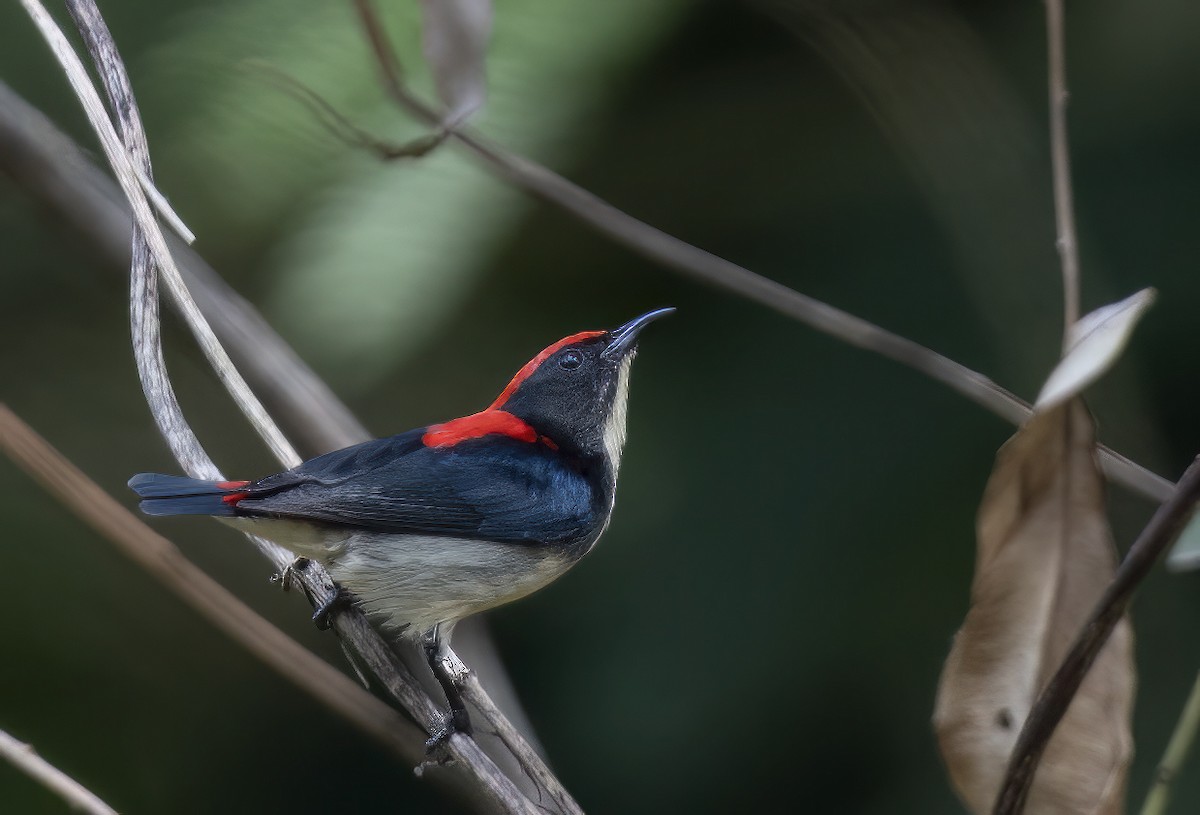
[[347, 0, 1173, 506], [1139, 669, 1200, 815], [0, 729, 118, 815], [22, 0, 297, 471], [992, 453, 1200, 813], [0, 403, 426, 768], [1045, 0, 1081, 342]]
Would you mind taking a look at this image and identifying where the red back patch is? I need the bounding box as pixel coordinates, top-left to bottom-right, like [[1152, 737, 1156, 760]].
[[422, 410, 539, 447]]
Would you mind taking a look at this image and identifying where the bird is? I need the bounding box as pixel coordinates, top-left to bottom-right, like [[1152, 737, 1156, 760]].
[[128, 307, 673, 747]]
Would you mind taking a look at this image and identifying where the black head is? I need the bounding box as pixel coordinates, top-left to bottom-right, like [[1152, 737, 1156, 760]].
[[491, 308, 674, 462]]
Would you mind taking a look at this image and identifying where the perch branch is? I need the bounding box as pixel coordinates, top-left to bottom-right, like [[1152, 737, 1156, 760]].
[[0, 76, 550, 804], [0, 728, 117, 815], [19, 1, 558, 811], [992, 452, 1200, 813], [348, 0, 1172, 505]]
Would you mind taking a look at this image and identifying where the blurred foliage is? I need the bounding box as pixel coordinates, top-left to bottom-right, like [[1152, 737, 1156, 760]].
[[2, 0, 1200, 813], [145, 0, 689, 392]]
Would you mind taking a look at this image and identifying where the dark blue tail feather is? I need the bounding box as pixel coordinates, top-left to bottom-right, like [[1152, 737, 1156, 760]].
[[128, 473, 241, 517]]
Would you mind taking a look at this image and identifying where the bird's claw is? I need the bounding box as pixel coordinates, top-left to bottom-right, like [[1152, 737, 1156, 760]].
[[270, 556, 310, 592], [423, 708, 472, 761]]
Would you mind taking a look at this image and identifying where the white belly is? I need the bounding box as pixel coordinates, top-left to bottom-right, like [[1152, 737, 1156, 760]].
[[223, 517, 571, 637]]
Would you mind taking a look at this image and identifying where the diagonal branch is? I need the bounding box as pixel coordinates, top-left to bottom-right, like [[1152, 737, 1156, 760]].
[[347, 0, 1173, 507], [0, 728, 117, 815]]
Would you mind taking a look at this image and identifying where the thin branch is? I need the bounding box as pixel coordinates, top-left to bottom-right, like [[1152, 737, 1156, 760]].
[[1045, 0, 1081, 341], [992, 452, 1200, 814], [20, 2, 554, 812], [1140, 669, 1200, 815], [347, 0, 1173, 506], [0, 729, 117, 815], [0, 403, 427, 768], [248, 60, 448, 159], [49, 0, 299, 471]]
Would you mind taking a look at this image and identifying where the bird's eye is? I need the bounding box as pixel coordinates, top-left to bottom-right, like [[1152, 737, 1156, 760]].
[[559, 349, 584, 370]]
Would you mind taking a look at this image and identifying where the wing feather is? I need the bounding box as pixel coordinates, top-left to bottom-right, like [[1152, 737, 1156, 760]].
[[235, 431, 597, 544]]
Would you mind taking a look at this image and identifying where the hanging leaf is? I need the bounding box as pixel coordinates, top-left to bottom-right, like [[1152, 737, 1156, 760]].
[[933, 399, 1135, 813], [418, 0, 493, 123], [1036, 289, 1156, 411]]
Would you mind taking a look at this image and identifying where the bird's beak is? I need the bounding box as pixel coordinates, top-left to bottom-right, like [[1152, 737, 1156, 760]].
[[601, 307, 675, 360]]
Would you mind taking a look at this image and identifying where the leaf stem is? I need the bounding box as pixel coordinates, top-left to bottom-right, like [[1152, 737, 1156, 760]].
[[1140, 669, 1200, 815], [1046, 0, 1081, 346]]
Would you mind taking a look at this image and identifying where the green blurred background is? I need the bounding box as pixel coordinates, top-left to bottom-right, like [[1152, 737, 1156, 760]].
[[3, 0, 1199, 812]]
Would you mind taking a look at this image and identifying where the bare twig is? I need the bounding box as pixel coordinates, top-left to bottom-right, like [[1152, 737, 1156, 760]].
[[249, 60, 448, 159], [0, 728, 117, 815], [47, 0, 298, 471], [992, 453, 1200, 813], [347, 0, 1173, 505], [0, 403, 426, 768], [1045, 0, 1081, 341], [1140, 669, 1200, 815], [20, 2, 556, 811]]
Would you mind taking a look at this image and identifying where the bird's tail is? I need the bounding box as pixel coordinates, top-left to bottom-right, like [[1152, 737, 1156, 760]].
[[128, 473, 251, 517]]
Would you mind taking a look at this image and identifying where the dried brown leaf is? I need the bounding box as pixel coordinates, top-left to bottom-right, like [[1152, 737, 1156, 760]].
[[934, 400, 1135, 814]]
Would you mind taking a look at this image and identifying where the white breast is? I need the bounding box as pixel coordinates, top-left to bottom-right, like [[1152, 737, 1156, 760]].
[[331, 533, 571, 637], [223, 516, 571, 638]]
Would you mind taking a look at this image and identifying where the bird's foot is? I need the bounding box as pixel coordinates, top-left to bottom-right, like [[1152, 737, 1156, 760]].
[[311, 585, 352, 631], [270, 556, 310, 592], [422, 707, 472, 762]]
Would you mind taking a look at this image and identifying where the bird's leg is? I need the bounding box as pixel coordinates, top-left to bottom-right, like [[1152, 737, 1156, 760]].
[[422, 628, 472, 756]]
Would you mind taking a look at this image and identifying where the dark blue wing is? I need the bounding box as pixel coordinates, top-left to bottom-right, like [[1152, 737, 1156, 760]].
[[235, 430, 599, 545]]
